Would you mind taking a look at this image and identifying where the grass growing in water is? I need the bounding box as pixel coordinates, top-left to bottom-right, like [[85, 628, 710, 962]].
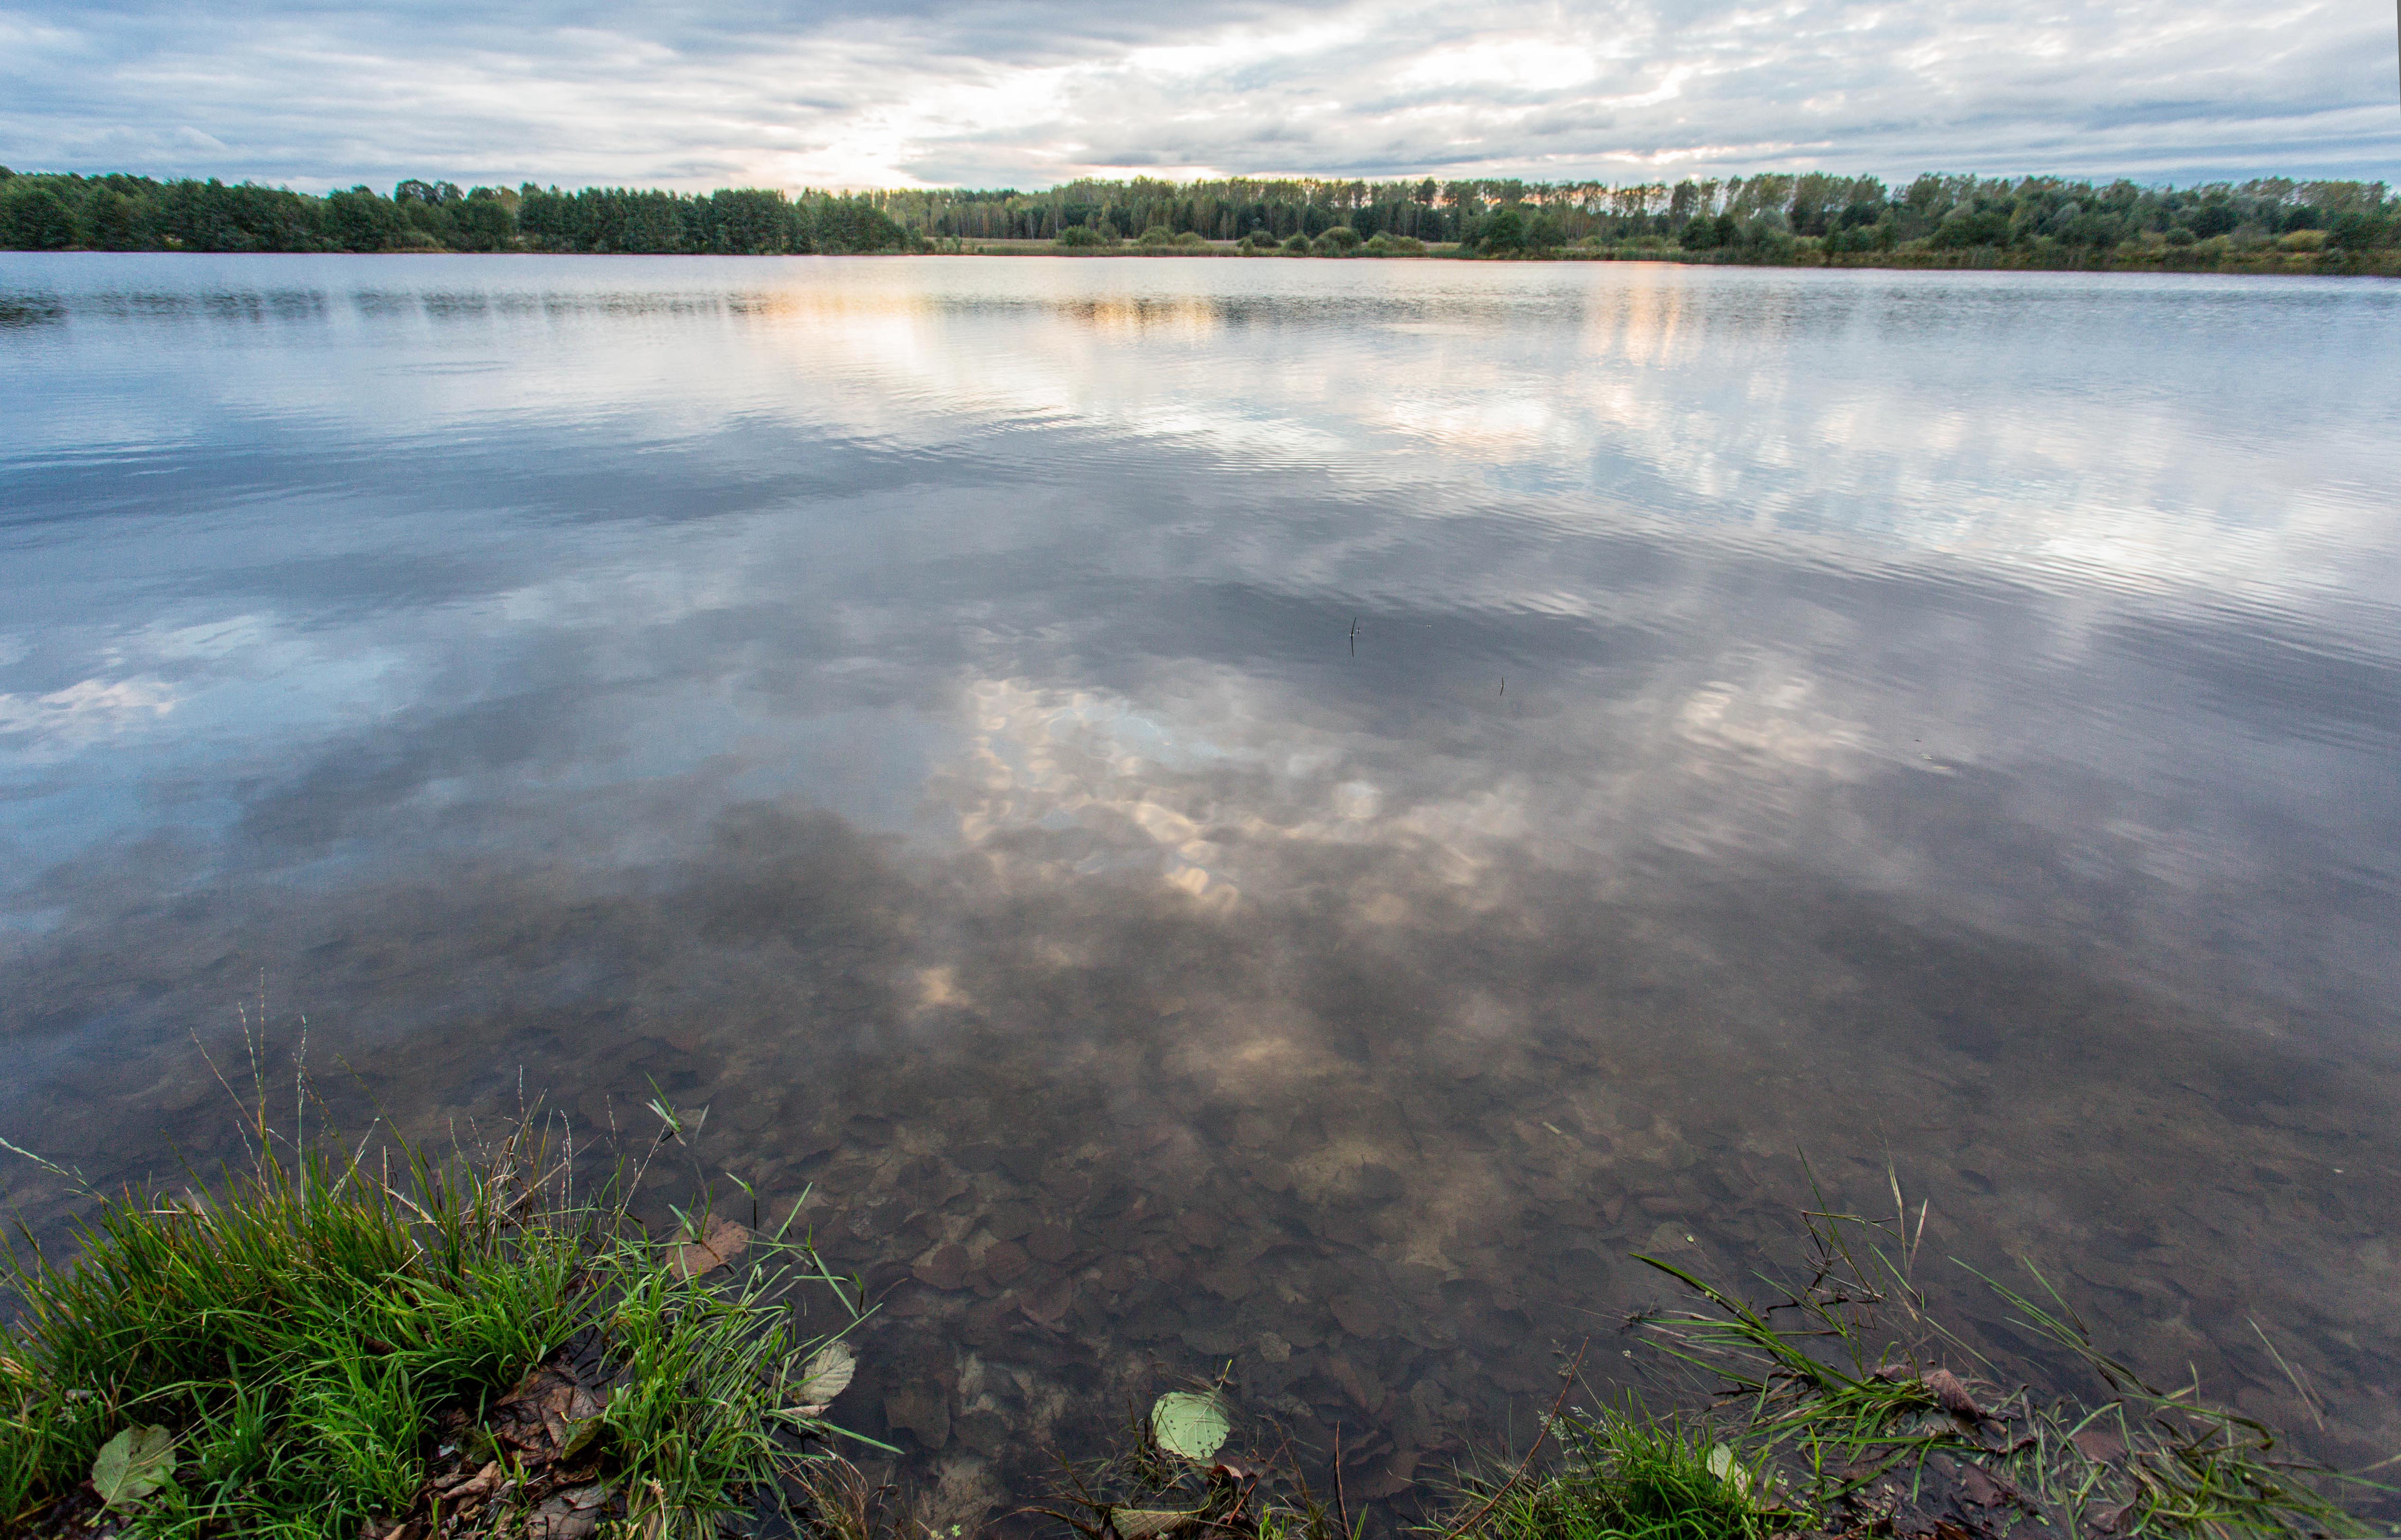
[[1041, 1178, 2375, 1540], [1455, 1179, 2374, 1540], [3, 1055, 2374, 1540], [0, 1076, 871, 1539]]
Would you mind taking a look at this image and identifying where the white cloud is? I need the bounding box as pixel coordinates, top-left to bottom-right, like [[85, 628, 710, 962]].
[[0, 0, 2392, 191]]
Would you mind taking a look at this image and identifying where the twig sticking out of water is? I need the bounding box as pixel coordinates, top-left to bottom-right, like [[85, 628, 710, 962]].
[[1440, 1341, 1589, 1540]]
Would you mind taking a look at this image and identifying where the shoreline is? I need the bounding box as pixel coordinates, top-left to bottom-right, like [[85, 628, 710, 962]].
[[0, 1094, 2380, 1540], [6, 241, 2391, 280], [948, 239, 2401, 279]]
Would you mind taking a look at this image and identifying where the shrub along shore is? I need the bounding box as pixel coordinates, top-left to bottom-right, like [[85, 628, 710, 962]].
[[0, 1069, 2378, 1540], [1, 168, 2394, 277]]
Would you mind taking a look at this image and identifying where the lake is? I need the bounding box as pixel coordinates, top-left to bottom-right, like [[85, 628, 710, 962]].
[[2, 253, 2398, 1523]]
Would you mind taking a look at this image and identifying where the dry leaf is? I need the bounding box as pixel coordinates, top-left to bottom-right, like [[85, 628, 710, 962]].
[[490, 1364, 607, 1463], [1922, 1368, 1986, 1422], [667, 1216, 750, 1280], [794, 1341, 856, 1405], [2071, 1426, 2126, 1464], [440, 1461, 503, 1503], [1112, 1507, 1200, 1538], [1957, 1466, 2005, 1508], [913, 1242, 969, 1291], [1020, 1274, 1076, 1325], [524, 1496, 603, 1540]]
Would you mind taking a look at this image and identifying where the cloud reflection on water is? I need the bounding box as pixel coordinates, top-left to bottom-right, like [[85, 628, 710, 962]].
[[2, 255, 2400, 1523]]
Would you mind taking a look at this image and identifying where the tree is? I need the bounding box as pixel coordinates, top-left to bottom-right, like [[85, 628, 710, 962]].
[[2328, 209, 2392, 251], [0, 183, 76, 249], [324, 186, 402, 251], [1480, 207, 1526, 253], [82, 189, 141, 249], [1929, 207, 2011, 249]]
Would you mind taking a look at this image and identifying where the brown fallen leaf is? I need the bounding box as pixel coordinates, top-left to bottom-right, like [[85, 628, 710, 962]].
[[1025, 1223, 1076, 1265], [490, 1364, 608, 1462], [1019, 1274, 1075, 1325], [438, 1461, 503, 1503], [913, 1241, 969, 1291], [2071, 1425, 2126, 1464], [1957, 1466, 2006, 1508], [667, 1216, 750, 1280], [524, 1495, 603, 1540], [1326, 1293, 1383, 1337], [1923, 1368, 1987, 1423], [982, 1240, 1031, 1285]]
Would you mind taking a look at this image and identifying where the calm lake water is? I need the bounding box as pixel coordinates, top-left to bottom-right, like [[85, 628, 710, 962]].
[[3, 254, 2399, 1521]]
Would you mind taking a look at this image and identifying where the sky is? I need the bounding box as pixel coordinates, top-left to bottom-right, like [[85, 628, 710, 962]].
[[1, 0, 2396, 192]]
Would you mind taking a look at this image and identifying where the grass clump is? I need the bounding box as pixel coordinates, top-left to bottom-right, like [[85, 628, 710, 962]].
[[1466, 1409, 1772, 1540], [0, 1074, 872, 1539]]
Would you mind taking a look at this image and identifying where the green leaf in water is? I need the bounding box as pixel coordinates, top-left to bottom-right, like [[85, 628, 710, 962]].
[[1149, 1391, 1230, 1461], [92, 1424, 176, 1512]]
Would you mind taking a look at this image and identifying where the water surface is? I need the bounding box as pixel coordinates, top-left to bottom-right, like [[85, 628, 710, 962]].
[[4, 254, 2399, 1522]]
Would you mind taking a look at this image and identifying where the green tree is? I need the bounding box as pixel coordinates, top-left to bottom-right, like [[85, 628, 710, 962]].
[[0, 183, 76, 249], [323, 186, 402, 251], [2328, 208, 2392, 251], [1479, 207, 1526, 253], [82, 189, 141, 249]]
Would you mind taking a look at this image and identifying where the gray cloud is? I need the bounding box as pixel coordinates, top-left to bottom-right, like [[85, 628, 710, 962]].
[[0, 0, 2395, 187]]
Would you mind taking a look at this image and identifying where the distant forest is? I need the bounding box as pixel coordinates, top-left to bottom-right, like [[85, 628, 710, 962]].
[[1, 167, 2393, 272], [0, 172, 913, 255]]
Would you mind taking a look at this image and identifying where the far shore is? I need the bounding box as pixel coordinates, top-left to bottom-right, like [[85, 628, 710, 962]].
[[9, 239, 2390, 279], [928, 234, 2398, 278]]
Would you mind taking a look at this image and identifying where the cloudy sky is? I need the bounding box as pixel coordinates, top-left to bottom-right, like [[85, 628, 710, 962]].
[[2, 0, 2396, 191]]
